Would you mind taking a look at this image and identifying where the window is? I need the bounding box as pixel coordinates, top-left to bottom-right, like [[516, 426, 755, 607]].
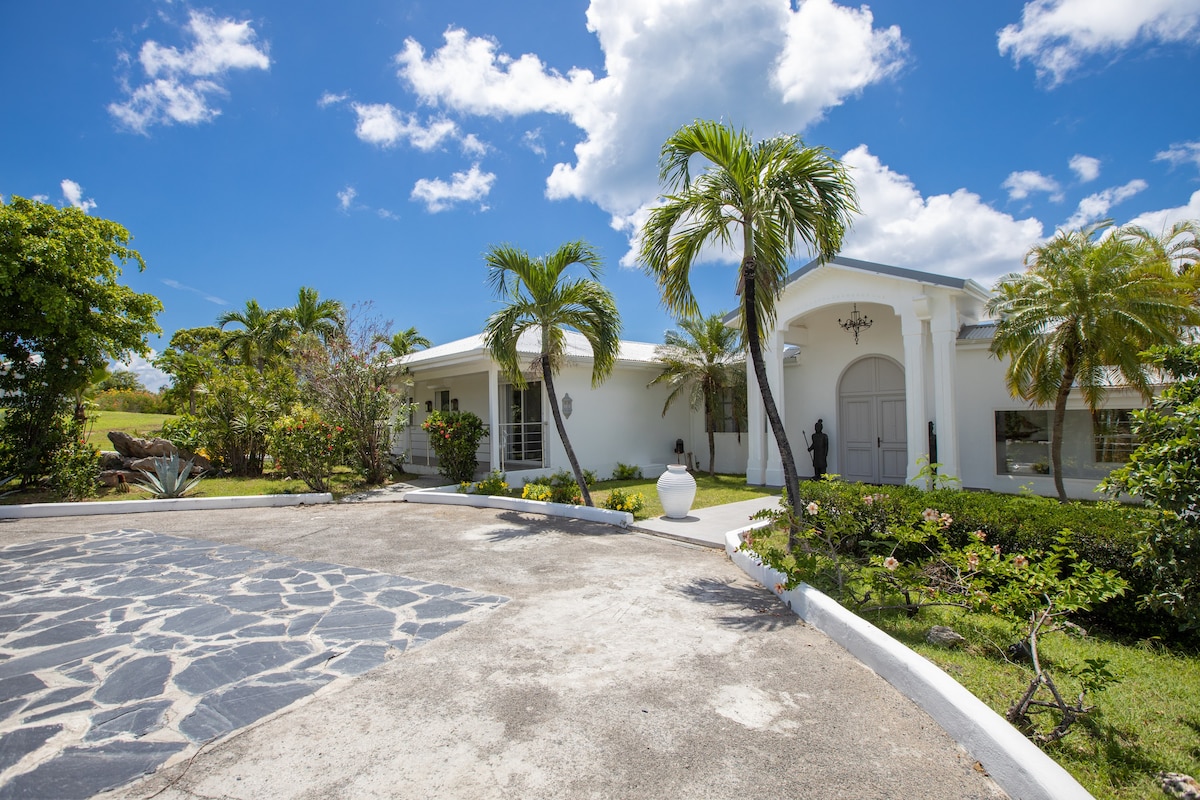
[[709, 387, 746, 434], [435, 390, 451, 412], [995, 409, 1138, 479]]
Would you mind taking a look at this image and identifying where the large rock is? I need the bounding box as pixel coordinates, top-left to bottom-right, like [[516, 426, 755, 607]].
[[108, 431, 176, 459], [99, 451, 126, 471]]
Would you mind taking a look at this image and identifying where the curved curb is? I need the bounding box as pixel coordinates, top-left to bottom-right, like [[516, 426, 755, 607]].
[[0, 493, 333, 519], [724, 525, 1094, 800], [404, 485, 633, 528]]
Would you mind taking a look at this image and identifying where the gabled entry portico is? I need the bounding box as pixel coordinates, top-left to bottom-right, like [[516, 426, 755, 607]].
[[743, 257, 991, 488]]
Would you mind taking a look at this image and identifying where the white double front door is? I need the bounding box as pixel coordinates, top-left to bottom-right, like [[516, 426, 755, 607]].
[[838, 357, 907, 485]]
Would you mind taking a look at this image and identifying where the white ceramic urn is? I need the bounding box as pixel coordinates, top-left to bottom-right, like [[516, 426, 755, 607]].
[[656, 464, 697, 519]]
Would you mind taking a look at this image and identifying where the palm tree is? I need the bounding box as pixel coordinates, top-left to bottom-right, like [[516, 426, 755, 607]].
[[384, 326, 432, 360], [217, 299, 289, 372], [640, 120, 857, 538], [986, 220, 1200, 501], [483, 241, 622, 507], [285, 286, 344, 347], [650, 313, 746, 477]]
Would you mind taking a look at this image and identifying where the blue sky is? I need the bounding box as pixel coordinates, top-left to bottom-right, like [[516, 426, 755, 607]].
[[4, 1, 1199, 389]]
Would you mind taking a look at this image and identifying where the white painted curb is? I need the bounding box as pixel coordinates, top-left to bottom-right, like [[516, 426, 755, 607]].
[[725, 526, 1094, 800], [0, 493, 333, 519], [405, 485, 633, 528]]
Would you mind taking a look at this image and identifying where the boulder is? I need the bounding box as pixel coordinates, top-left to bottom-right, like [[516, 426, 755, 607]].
[[98, 470, 141, 488], [926, 625, 967, 648], [98, 451, 126, 471], [107, 431, 176, 459]]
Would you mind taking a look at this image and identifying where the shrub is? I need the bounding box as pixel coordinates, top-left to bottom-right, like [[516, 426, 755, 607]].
[[612, 462, 643, 480], [92, 389, 167, 414], [269, 408, 347, 493], [422, 410, 487, 484], [133, 453, 205, 499], [522, 482, 553, 502], [473, 470, 509, 496], [521, 471, 583, 504], [602, 487, 645, 514], [49, 416, 100, 501]]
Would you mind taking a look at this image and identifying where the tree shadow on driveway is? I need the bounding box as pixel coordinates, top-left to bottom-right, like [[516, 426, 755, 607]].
[[677, 577, 797, 633]]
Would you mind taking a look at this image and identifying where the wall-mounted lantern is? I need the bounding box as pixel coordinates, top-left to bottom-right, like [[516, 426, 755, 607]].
[[451, 398, 459, 411], [425, 400, 433, 412], [562, 393, 573, 419]]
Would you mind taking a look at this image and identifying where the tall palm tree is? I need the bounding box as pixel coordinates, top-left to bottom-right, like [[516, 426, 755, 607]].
[[286, 286, 345, 347], [483, 241, 622, 507], [640, 120, 857, 538], [650, 313, 746, 477], [986, 220, 1200, 501], [384, 326, 432, 360], [217, 299, 289, 372]]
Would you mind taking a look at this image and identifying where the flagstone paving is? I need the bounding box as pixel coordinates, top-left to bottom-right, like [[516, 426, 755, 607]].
[[0, 529, 508, 799]]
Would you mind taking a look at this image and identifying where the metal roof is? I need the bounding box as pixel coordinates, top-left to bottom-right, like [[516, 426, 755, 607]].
[[401, 329, 661, 369]]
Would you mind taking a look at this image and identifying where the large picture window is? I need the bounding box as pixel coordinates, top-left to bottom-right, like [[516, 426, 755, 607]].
[[995, 409, 1137, 479]]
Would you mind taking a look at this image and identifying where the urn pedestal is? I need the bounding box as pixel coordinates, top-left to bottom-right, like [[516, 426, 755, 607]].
[[656, 464, 697, 519]]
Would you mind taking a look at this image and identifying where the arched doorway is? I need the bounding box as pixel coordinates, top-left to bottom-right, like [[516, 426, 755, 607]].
[[838, 356, 907, 484]]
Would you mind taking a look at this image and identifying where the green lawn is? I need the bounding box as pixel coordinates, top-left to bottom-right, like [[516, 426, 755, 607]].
[[87, 410, 177, 448]]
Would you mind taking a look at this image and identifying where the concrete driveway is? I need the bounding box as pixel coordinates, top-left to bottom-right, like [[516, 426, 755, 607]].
[[0, 503, 1005, 799]]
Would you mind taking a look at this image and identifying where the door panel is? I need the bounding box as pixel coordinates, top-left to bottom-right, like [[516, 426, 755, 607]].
[[840, 398, 877, 483], [879, 395, 908, 484], [838, 358, 909, 485]]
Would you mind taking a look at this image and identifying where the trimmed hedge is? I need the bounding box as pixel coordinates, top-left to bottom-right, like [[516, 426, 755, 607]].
[[788, 480, 1185, 645]]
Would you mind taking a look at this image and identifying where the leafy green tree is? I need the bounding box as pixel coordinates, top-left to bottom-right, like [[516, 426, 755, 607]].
[[197, 364, 297, 476], [217, 299, 289, 372], [95, 369, 144, 393], [0, 196, 161, 482], [640, 120, 857, 541], [986, 221, 1200, 501], [285, 286, 344, 348], [1103, 344, 1200, 630], [650, 313, 746, 477], [154, 326, 222, 414], [483, 241, 621, 507]]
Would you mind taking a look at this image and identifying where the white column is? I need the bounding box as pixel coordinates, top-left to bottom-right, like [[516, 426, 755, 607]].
[[930, 295, 960, 482], [746, 361, 766, 485], [902, 308, 928, 485], [761, 328, 786, 487], [488, 364, 501, 473]]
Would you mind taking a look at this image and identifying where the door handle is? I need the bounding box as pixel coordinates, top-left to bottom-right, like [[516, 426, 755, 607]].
[[877, 437, 881, 448]]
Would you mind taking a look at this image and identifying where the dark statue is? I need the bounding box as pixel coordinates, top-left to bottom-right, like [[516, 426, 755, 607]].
[[807, 418, 829, 479]]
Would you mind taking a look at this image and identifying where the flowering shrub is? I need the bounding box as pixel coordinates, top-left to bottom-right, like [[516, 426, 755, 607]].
[[269, 408, 347, 492], [422, 410, 487, 484], [602, 487, 645, 514], [522, 470, 583, 504], [521, 482, 554, 502], [460, 470, 509, 496]]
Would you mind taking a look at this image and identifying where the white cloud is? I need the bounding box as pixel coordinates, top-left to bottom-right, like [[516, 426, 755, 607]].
[[161, 278, 228, 306], [60, 179, 97, 212], [1002, 170, 1061, 201], [523, 129, 546, 157], [108, 11, 269, 133], [460, 133, 487, 157], [1124, 189, 1200, 234], [839, 146, 1044, 287], [351, 102, 462, 151], [1063, 178, 1149, 229], [998, 0, 1200, 86], [1155, 140, 1200, 170], [410, 164, 496, 212], [337, 186, 357, 211], [111, 351, 171, 393], [387, 0, 907, 217], [1069, 154, 1101, 182], [318, 91, 348, 108]]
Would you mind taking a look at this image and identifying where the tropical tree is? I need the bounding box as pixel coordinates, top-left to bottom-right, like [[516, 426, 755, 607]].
[[986, 220, 1200, 501], [217, 299, 289, 372], [285, 286, 344, 348], [154, 326, 222, 414], [383, 326, 432, 360], [650, 313, 746, 477], [640, 120, 858, 539], [483, 241, 621, 507]]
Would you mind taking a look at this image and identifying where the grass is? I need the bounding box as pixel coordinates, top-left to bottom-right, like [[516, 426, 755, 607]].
[[744, 523, 1200, 800], [86, 410, 177, 448], [584, 472, 781, 519]]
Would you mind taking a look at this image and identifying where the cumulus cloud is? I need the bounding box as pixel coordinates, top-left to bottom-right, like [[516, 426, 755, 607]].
[[386, 0, 907, 217], [998, 0, 1200, 86], [109, 11, 270, 133], [1125, 189, 1200, 234], [410, 163, 495, 212], [111, 351, 172, 393], [60, 179, 97, 212], [838, 146, 1044, 287], [1155, 140, 1200, 171], [522, 129, 547, 157], [318, 91, 348, 108], [351, 102, 476, 152], [1069, 154, 1101, 182], [1063, 178, 1149, 229], [1002, 170, 1061, 201], [337, 186, 357, 211]]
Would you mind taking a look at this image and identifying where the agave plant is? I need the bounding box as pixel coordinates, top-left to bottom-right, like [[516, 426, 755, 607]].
[[134, 454, 206, 499]]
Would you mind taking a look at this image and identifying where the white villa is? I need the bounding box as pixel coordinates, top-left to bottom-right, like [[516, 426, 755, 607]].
[[395, 257, 1143, 500]]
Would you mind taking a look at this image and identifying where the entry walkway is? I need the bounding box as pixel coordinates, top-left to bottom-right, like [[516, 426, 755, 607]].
[[631, 494, 783, 548]]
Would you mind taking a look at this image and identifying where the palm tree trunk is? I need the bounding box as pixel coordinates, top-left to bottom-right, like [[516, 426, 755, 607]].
[[1050, 365, 1075, 503], [742, 258, 803, 547], [541, 356, 594, 506]]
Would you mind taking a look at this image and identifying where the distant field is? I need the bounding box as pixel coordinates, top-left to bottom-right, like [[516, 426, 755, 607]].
[[88, 411, 176, 449]]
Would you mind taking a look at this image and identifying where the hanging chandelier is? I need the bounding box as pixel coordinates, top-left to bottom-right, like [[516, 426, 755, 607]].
[[838, 303, 873, 345]]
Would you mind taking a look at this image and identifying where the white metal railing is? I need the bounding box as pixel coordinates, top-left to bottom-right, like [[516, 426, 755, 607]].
[[498, 421, 545, 470]]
